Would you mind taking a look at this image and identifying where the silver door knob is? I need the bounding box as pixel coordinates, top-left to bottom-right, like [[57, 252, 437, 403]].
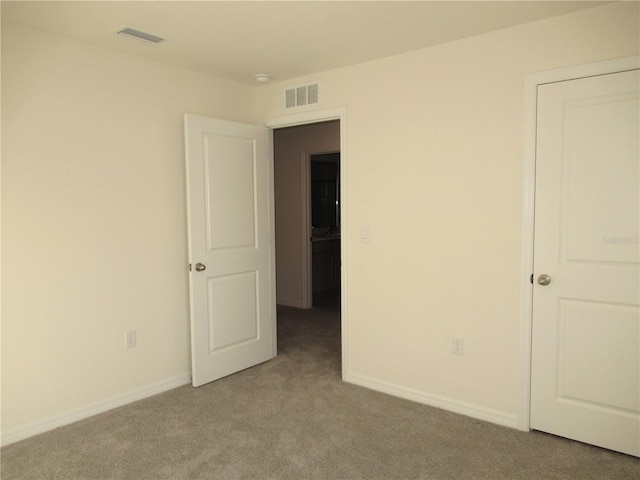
[[537, 274, 551, 286], [195, 263, 206, 272]]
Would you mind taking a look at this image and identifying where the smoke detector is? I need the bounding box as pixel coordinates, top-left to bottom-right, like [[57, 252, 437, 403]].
[[254, 74, 271, 83]]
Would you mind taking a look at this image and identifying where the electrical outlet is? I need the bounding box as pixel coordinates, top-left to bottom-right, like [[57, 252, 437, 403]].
[[126, 330, 137, 348], [452, 337, 464, 356]]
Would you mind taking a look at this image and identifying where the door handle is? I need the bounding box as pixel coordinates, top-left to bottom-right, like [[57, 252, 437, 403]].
[[195, 263, 206, 272], [537, 274, 551, 286]]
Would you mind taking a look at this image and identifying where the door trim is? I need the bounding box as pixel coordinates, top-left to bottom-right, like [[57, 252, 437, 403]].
[[518, 56, 640, 431], [262, 107, 348, 380], [302, 152, 311, 309]]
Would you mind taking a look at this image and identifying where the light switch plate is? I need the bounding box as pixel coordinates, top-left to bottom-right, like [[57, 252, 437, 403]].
[[360, 226, 370, 243]]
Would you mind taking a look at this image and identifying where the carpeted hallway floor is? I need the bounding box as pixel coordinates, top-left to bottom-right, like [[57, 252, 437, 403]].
[[2, 296, 639, 479]]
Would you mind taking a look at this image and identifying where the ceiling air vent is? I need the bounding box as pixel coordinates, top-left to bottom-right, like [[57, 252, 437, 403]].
[[285, 83, 319, 109], [116, 27, 165, 44]]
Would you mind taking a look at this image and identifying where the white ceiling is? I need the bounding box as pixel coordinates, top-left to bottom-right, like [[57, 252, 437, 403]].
[[2, 1, 608, 85]]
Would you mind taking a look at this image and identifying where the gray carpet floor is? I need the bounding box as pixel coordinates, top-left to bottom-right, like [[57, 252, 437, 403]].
[[2, 296, 639, 479]]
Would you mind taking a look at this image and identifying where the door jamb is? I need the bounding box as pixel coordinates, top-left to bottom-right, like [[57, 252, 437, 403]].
[[302, 152, 311, 309], [518, 56, 639, 431], [262, 107, 348, 380]]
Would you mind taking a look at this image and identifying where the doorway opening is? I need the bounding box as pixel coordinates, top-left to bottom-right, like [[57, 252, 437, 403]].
[[266, 106, 347, 379], [184, 108, 347, 388], [272, 120, 341, 309], [272, 119, 342, 361]]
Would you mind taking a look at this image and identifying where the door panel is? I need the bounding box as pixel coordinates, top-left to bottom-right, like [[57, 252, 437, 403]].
[[208, 272, 258, 351], [530, 69, 639, 456], [558, 300, 638, 412], [204, 133, 257, 250], [185, 115, 276, 387]]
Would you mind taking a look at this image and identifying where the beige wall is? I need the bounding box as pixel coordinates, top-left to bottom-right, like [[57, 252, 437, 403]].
[[257, 2, 639, 424], [2, 1, 638, 443], [273, 121, 340, 307], [1, 23, 254, 438]]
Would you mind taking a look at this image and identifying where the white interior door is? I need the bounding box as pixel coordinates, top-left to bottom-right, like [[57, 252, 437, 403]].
[[530, 69, 639, 456], [184, 114, 277, 387]]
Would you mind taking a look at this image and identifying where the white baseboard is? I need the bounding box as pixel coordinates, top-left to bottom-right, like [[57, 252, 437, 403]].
[[345, 372, 519, 430], [3, 371, 520, 447], [1, 373, 191, 447]]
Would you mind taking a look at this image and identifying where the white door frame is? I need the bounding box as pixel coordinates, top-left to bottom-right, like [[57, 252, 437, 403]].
[[518, 56, 640, 431], [263, 107, 348, 379]]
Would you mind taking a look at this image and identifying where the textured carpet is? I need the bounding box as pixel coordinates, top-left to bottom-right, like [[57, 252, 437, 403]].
[[2, 296, 639, 479]]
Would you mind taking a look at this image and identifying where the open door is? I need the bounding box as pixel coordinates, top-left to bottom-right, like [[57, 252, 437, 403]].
[[184, 114, 277, 387]]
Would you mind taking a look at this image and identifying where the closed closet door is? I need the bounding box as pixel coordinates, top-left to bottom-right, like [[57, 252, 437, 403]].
[[530, 69, 639, 457]]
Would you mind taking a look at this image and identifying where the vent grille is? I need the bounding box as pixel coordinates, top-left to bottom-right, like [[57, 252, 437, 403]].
[[116, 27, 165, 44], [285, 83, 319, 108], [307, 83, 319, 104], [296, 86, 307, 106]]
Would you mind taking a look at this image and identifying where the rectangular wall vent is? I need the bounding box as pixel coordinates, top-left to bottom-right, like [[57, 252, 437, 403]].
[[285, 83, 319, 108], [116, 27, 165, 44]]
